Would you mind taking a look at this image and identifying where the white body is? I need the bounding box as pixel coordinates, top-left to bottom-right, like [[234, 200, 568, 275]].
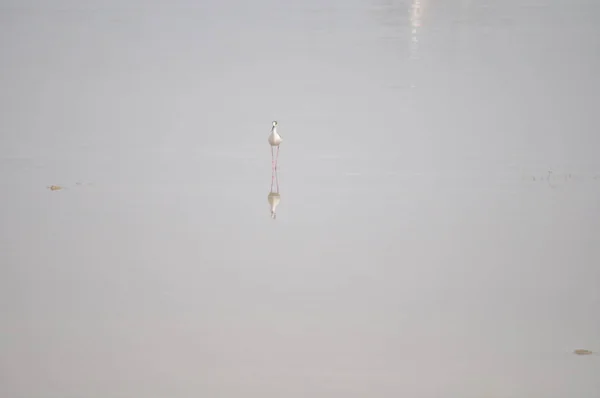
[[268, 125, 282, 146]]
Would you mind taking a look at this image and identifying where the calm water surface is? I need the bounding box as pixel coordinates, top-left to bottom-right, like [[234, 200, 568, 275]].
[[1, 0, 599, 397]]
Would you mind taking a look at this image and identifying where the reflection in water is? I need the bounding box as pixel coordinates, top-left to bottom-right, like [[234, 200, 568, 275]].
[[268, 167, 281, 219], [409, 0, 423, 61], [408, 0, 424, 97], [369, 0, 425, 90]]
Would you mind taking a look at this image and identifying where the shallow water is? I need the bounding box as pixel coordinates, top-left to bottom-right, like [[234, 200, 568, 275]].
[[1, 0, 600, 397]]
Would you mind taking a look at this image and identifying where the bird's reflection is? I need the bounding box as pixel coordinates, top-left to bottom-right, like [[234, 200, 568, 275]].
[[268, 167, 281, 219]]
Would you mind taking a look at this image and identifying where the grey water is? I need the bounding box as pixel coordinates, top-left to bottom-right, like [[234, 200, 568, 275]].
[[1, 0, 599, 397]]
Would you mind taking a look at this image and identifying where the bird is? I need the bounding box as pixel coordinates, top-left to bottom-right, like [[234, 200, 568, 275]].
[[268, 121, 282, 170]]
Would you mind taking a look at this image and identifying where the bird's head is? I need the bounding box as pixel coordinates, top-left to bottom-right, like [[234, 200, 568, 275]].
[[272, 121, 278, 127]]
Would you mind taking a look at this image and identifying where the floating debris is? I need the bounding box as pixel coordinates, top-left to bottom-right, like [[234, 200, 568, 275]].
[[573, 349, 594, 356], [46, 182, 92, 191]]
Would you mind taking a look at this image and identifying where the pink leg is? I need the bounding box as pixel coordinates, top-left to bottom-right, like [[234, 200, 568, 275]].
[[270, 169, 275, 192], [275, 146, 280, 169], [271, 146, 274, 169]]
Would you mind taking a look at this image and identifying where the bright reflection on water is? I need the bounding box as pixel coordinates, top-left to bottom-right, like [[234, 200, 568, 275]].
[[268, 167, 281, 219], [0, 0, 599, 397]]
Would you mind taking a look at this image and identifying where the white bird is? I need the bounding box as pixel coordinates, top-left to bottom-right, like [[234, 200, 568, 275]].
[[268, 121, 282, 169]]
